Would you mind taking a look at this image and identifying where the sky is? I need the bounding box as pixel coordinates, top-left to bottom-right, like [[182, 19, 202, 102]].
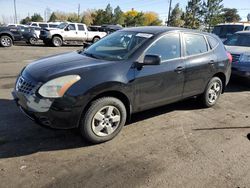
[[0, 0, 250, 23]]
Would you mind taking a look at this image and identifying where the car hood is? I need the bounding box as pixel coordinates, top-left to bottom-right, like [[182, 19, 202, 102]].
[[225, 45, 250, 55], [24, 51, 113, 82]]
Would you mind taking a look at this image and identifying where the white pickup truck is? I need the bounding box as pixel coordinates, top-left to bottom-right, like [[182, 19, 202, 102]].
[[39, 22, 107, 47]]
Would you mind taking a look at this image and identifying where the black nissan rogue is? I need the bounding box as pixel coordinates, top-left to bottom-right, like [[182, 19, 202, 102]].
[[12, 26, 232, 143]]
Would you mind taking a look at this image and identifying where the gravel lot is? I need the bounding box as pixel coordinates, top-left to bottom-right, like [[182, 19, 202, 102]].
[[0, 43, 250, 188]]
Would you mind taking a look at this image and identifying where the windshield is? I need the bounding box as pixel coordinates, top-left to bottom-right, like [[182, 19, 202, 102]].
[[212, 25, 244, 38], [224, 34, 250, 47], [83, 31, 153, 61], [57, 23, 68, 29]]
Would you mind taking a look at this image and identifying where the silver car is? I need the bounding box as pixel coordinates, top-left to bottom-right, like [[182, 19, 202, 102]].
[[224, 31, 250, 79]]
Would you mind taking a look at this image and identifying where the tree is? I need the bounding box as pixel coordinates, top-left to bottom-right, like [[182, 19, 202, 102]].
[[113, 6, 124, 25], [104, 3, 113, 23], [248, 13, 250, 21], [48, 12, 57, 22], [124, 9, 145, 26], [202, 0, 224, 31], [220, 8, 241, 23], [20, 16, 31, 24], [30, 13, 43, 22], [81, 9, 96, 25], [143, 12, 161, 26], [183, 0, 203, 29], [67, 13, 80, 22], [92, 9, 106, 25], [168, 3, 185, 27]]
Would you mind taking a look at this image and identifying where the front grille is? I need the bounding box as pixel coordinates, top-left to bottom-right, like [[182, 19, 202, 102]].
[[16, 76, 36, 95], [231, 54, 240, 63]]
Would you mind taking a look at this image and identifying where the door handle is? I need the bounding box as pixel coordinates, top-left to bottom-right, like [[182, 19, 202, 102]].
[[208, 60, 215, 65], [174, 66, 184, 73]]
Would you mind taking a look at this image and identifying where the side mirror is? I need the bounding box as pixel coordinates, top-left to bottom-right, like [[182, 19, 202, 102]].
[[83, 42, 92, 49], [143, 55, 161, 66]]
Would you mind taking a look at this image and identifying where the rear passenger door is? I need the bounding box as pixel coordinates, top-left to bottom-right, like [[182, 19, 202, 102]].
[[182, 33, 216, 98], [76, 24, 87, 41]]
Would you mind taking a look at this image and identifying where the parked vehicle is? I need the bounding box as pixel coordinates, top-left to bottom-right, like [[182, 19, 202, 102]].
[[224, 31, 250, 79], [26, 22, 60, 29], [0, 26, 23, 47], [212, 22, 250, 41], [21, 27, 40, 45], [101, 24, 123, 34], [39, 22, 107, 47], [12, 26, 231, 143]]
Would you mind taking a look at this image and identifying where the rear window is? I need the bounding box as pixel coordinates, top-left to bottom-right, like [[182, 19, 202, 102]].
[[212, 25, 244, 38], [184, 33, 208, 56], [207, 36, 219, 49]]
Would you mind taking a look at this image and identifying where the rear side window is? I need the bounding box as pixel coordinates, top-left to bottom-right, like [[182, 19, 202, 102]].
[[207, 36, 219, 49], [49, 24, 58, 28], [184, 33, 208, 56], [39, 24, 48, 28], [145, 33, 181, 61], [78, 24, 85, 31]]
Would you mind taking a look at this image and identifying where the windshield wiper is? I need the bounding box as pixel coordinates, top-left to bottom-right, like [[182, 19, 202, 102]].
[[84, 52, 101, 59]]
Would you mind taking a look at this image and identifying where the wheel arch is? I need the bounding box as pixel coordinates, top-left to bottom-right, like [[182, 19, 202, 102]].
[[52, 34, 63, 41], [79, 90, 132, 127], [0, 33, 14, 41], [213, 72, 226, 93]]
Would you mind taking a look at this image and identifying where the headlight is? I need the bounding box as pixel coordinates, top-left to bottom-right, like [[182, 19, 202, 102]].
[[38, 75, 81, 98], [239, 53, 250, 63]]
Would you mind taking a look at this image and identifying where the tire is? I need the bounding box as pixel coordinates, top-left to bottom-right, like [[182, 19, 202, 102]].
[[92, 37, 100, 43], [200, 77, 223, 108], [29, 37, 37, 45], [52, 36, 62, 47], [0, 35, 13, 47], [80, 97, 127, 144]]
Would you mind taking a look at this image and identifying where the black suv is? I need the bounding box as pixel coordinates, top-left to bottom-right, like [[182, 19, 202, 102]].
[[12, 26, 231, 143], [0, 26, 23, 47]]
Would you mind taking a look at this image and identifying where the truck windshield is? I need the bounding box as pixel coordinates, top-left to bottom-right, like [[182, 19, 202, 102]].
[[57, 23, 68, 29], [224, 34, 250, 47], [212, 25, 244, 38], [83, 31, 153, 61]]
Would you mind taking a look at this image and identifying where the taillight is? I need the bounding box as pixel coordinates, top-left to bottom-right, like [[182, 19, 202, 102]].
[[227, 52, 232, 63]]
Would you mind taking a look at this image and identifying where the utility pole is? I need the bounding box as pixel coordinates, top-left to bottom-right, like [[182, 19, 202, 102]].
[[13, 0, 17, 24], [167, 0, 172, 26], [78, 4, 80, 21]]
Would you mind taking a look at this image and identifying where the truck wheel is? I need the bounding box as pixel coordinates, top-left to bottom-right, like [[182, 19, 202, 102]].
[[92, 37, 100, 43], [200, 77, 223, 108], [52, 36, 62, 47], [0, 35, 13, 47], [80, 97, 127, 144]]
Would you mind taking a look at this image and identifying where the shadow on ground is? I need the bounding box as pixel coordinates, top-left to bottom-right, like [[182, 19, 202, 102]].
[[0, 79, 249, 159]]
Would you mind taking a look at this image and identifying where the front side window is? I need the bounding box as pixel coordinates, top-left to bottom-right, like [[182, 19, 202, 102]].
[[145, 33, 181, 61], [83, 31, 152, 61], [78, 24, 85, 31], [68, 24, 76, 30], [39, 24, 48, 28], [31, 23, 38, 27], [184, 33, 208, 56]]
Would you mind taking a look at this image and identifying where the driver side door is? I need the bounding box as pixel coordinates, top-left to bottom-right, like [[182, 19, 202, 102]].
[[64, 24, 77, 40], [133, 33, 185, 111]]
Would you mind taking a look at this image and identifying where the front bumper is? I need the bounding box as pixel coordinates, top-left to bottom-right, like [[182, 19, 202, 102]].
[[12, 90, 83, 129], [232, 65, 250, 78]]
